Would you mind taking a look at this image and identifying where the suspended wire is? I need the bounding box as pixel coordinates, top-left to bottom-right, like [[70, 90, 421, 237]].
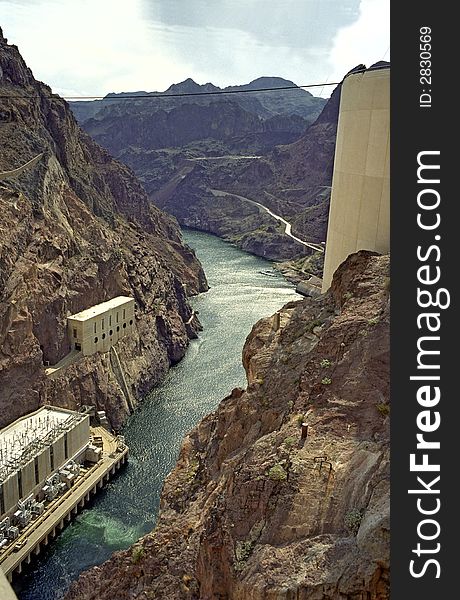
[[64, 82, 341, 100], [381, 45, 391, 61], [0, 64, 389, 101]]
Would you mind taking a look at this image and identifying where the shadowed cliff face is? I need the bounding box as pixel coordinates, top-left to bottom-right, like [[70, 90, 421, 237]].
[[69, 76, 335, 262], [65, 251, 390, 599], [0, 28, 208, 429]]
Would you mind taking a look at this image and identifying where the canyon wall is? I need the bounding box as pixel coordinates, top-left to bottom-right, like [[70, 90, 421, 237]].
[[66, 250, 390, 599], [0, 28, 207, 429]]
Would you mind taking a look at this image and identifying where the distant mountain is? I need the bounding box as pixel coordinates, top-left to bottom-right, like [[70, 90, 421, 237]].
[[145, 81, 342, 261], [68, 71, 354, 262], [71, 76, 325, 124], [224, 76, 325, 119]]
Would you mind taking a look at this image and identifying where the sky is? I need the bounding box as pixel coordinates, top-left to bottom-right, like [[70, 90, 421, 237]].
[[0, 0, 389, 98]]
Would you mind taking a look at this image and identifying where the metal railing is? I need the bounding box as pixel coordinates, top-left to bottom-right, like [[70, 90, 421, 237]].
[[0, 413, 86, 483]]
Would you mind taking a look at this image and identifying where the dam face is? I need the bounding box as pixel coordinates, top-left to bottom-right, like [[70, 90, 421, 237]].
[[322, 66, 390, 291]]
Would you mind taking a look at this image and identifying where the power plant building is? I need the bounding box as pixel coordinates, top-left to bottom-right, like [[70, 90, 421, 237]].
[[322, 66, 390, 291], [0, 407, 90, 519], [67, 296, 135, 356]]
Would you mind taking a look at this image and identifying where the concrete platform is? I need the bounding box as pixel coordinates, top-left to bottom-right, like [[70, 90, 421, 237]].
[[0, 427, 128, 581]]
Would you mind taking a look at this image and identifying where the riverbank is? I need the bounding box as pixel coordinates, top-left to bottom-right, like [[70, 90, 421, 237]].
[[14, 229, 300, 600], [65, 251, 390, 600]]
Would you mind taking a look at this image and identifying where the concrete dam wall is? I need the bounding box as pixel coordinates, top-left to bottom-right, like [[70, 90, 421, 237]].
[[322, 66, 390, 291]]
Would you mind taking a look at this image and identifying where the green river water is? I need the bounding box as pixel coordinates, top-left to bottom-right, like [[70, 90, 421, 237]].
[[15, 229, 300, 599]]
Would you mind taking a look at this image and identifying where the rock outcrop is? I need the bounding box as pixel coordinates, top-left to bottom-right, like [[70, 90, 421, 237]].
[[0, 28, 207, 429], [66, 250, 390, 599], [70, 76, 333, 262]]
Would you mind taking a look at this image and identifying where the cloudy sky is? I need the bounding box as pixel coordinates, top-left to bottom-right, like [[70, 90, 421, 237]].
[[0, 0, 389, 98]]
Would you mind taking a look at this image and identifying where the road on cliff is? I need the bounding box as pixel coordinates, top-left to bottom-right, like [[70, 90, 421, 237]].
[[210, 188, 325, 253]]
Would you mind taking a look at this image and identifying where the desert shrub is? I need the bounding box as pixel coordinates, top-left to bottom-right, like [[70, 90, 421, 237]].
[[131, 545, 145, 564], [377, 402, 390, 416], [344, 509, 364, 535], [268, 463, 287, 481], [283, 436, 297, 448], [234, 540, 253, 571], [296, 414, 306, 426]]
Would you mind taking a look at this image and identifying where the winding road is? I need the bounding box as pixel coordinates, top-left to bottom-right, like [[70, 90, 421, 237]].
[[210, 189, 324, 253], [150, 158, 324, 254], [186, 155, 262, 162], [0, 153, 43, 181]]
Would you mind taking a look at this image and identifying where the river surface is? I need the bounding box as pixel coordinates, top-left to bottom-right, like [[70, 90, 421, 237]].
[[14, 229, 300, 599]]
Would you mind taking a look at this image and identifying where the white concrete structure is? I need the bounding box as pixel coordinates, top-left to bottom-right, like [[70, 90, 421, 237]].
[[0, 407, 90, 518], [322, 66, 390, 291], [67, 296, 135, 356]]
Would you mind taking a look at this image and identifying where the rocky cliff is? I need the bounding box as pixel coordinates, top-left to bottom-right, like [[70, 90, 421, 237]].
[[70, 77, 333, 262], [71, 76, 325, 137], [0, 28, 207, 429], [66, 250, 390, 599]]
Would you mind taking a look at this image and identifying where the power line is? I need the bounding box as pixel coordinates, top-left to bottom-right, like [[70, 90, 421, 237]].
[[64, 82, 342, 101], [0, 65, 389, 101]]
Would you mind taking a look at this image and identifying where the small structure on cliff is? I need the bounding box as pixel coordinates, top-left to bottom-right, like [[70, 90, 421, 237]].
[[67, 296, 135, 356], [296, 275, 322, 298]]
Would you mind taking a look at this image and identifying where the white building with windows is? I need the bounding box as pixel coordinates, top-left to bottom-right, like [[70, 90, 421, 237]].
[[67, 296, 135, 356]]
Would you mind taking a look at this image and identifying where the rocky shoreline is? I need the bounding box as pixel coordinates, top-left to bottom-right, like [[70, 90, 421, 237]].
[[65, 251, 390, 599]]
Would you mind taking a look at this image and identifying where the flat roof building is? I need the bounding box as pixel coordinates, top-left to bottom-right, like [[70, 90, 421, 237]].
[[67, 296, 135, 356], [0, 407, 90, 519]]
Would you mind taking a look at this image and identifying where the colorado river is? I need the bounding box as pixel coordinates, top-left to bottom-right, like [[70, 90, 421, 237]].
[[14, 229, 300, 599]]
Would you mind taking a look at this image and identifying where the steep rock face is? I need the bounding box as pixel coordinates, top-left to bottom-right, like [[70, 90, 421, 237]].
[[0, 29, 207, 429], [66, 251, 390, 599], [69, 76, 332, 262], [82, 100, 309, 158], [125, 78, 343, 262]]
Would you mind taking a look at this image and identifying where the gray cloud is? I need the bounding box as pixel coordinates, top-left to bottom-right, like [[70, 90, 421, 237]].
[[141, 0, 360, 50], [0, 0, 387, 96]]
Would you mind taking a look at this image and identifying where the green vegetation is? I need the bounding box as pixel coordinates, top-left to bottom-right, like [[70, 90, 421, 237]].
[[344, 509, 364, 536], [343, 291, 353, 301], [131, 545, 145, 564], [296, 413, 306, 426], [152, 299, 163, 314], [307, 318, 323, 332], [234, 540, 254, 571], [113, 248, 124, 261], [367, 316, 379, 325], [320, 358, 331, 368], [321, 377, 332, 385], [376, 402, 390, 416], [267, 463, 288, 481], [283, 436, 297, 448], [186, 456, 200, 480]]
